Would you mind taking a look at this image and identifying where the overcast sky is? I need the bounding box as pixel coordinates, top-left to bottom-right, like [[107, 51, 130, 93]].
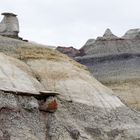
[[0, 0, 140, 48]]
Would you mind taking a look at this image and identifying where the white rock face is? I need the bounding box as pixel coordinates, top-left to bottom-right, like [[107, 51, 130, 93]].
[[0, 53, 43, 93]]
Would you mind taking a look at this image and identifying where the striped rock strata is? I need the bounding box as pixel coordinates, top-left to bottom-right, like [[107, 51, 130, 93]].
[[76, 28, 140, 110]]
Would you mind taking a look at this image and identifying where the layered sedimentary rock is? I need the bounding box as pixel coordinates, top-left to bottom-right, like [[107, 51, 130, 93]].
[[0, 13, 19, 38], [81, 29, 140, 56], [56, 46, 85, 58], [0, 35, 140, 139], [80, 39, 95, 55], [76, 28, 140, 110]]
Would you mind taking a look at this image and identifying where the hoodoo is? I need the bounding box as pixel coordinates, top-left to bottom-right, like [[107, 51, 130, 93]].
[[102, 28, 118, 39], [0, 12, 19, 38]]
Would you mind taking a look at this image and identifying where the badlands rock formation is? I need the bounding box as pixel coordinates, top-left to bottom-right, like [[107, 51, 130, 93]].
[[123, 28, 140, 39], [0, 35, 140, 139], [76, 28, 140, 110], [81, 29, 140, 56], [0, 13, 19, 39], [56, 46, 85, 58], [101, 28, 118, 39]]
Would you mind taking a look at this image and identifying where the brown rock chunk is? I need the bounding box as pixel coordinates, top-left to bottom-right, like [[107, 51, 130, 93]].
[[39, 97, 58, 113]]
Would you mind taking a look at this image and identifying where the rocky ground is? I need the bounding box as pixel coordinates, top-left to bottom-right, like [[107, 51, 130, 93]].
[[0, 35, 140, 139]]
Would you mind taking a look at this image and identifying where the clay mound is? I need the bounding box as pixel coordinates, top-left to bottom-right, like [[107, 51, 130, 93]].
[[0, 36, 140, 140], [123, 28, 140, 39], [80, 39, 95, 54]]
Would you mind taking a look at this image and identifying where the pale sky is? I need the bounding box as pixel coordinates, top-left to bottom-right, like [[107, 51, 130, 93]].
[[0, 0, 140, 48]]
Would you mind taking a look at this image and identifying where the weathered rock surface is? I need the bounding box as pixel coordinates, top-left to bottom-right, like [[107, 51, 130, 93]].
[[102, 28, 118, 39], [76, 29, 139, 57], [39, 96, 58, 112], [0, 53, 43, 93], [0, 13, 19, 38], [76, 28, 140, 110], [56, 46, 85, 58], [123, 28, 140, 39], [80, 39, 95, 55], [0, 35, 140, 139]]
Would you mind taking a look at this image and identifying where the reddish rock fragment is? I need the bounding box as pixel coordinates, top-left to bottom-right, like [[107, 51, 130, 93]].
[[39, 97, 58, 113]]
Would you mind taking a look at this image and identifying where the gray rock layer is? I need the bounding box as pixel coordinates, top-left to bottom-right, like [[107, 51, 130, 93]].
[[76, 28, 140, 111], [76, 53, 140, 82]]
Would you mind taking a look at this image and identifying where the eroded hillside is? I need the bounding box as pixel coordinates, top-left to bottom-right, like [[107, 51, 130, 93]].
[[75, 29, 140, 111], [0, 36, 140, 140]]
